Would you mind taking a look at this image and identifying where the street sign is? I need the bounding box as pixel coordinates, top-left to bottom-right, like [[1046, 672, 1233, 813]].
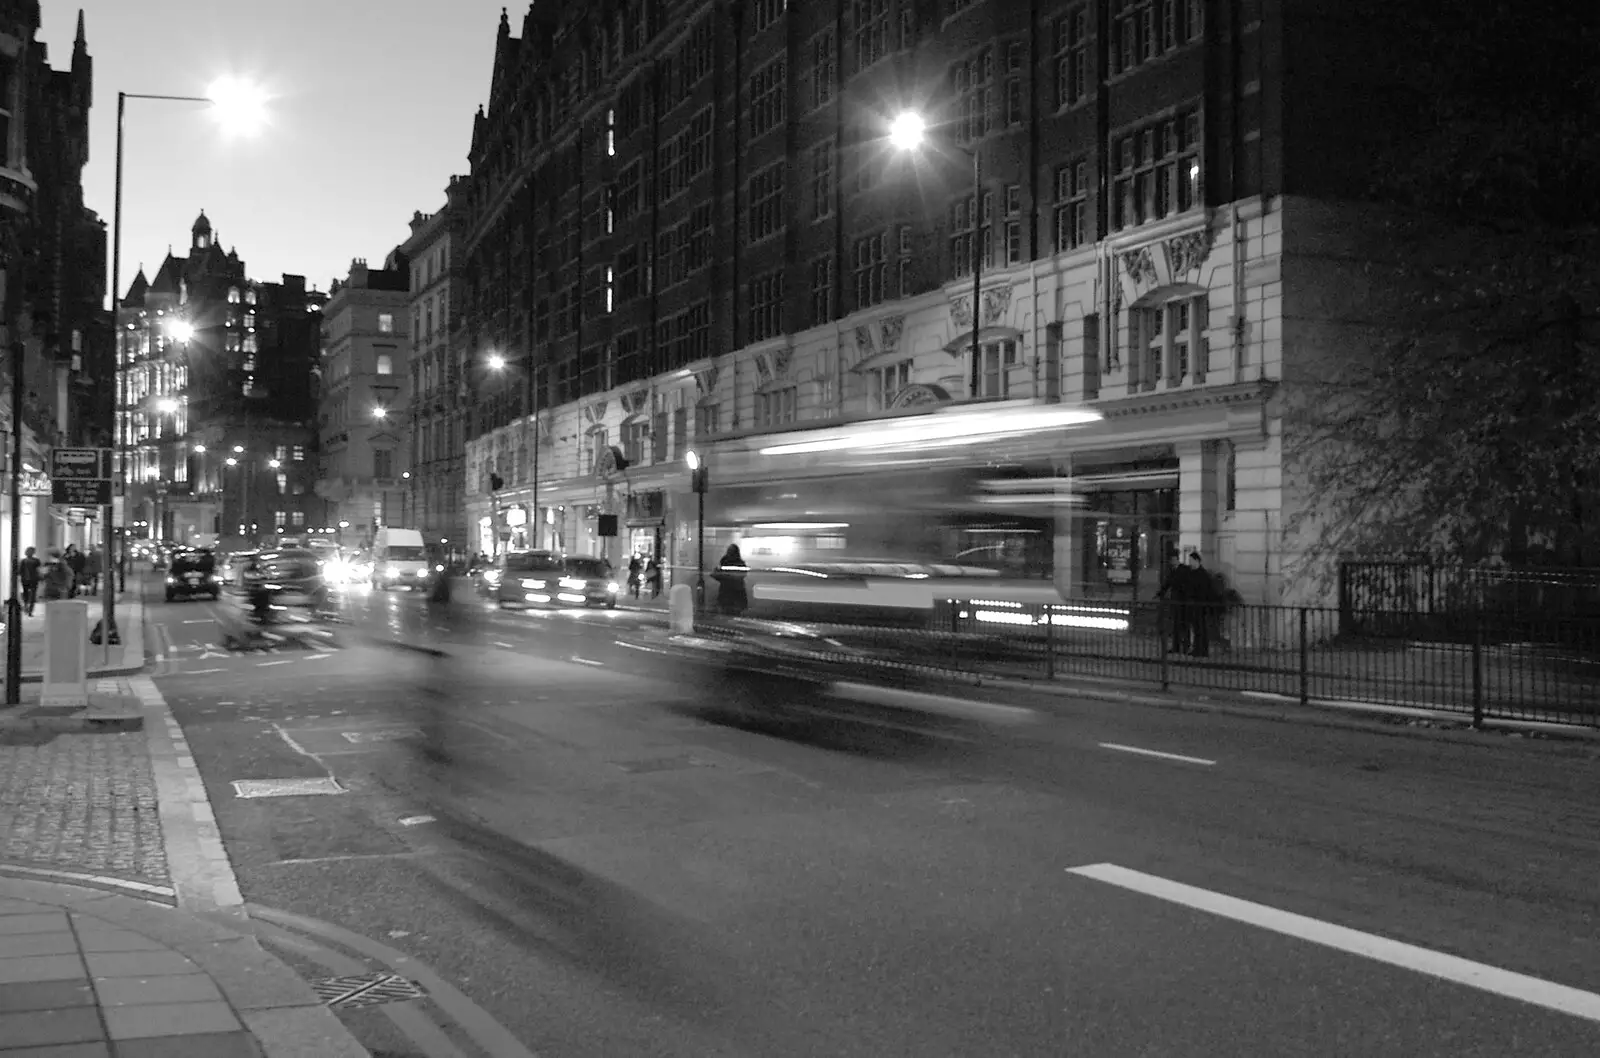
[[49, 447, 112, 506], [51, 479, 112, 506]]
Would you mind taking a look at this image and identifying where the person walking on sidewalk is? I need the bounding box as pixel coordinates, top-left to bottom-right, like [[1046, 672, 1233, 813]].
[[19, 546, 40, 616], [63, 543, 86, 598], [82, 546, 102, 595], [42, 549, 72, 601], [646, 555, 662, 599]]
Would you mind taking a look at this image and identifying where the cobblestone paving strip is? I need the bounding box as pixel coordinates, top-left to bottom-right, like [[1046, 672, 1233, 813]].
[[0, 731, 169, 884]]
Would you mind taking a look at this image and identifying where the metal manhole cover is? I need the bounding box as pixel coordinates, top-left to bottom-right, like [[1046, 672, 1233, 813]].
[[312, 971, 427, 1008], [611, 755, 707, 774], [342, 729, 422, 744], [231, 777, 347, 799]]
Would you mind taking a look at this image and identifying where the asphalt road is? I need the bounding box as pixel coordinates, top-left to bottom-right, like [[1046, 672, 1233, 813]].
[[142, 578, 1600, 1057]]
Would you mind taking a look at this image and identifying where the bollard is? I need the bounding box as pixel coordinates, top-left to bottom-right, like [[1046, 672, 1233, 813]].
[[41, 600, 90, 708], [668, 583, 695, 635]]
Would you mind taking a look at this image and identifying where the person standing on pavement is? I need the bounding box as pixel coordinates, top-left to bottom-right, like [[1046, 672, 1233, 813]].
[[646, 555, 662, 598], [82, 548, 101, 596], [1181, 552, 1222, 657], [63, 544, 86, 598], [19, 547, 40, 616], [42, 550, 72, 601], [712, 544, 749, 615], [1157, 549, 1192, 654]]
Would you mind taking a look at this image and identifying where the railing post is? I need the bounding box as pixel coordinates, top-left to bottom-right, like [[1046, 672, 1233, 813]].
[[1298, 607, 1310, 705], [1158, 601, 1170, 691], [1471, 618, 1484, 729], [1044, 603, 1055, 679]]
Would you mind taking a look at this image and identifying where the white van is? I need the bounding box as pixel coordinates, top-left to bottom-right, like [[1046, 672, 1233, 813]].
[[371, 528, 429, 590]]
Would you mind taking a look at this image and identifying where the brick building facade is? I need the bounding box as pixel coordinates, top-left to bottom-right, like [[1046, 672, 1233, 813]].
[[451, 0, 1451, 603]]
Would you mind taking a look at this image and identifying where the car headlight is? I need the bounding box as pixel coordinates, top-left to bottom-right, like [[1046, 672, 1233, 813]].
[[165, 576, 175, 584], [606, 581, 620, 594], [558, 577, 585, 590], [386, 565, 400, 577]]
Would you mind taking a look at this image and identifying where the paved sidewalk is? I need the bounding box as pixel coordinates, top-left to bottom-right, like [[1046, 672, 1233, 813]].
[[0, 876, 364, 1057], [0, 676, 369, 1056], [16, 596, 147, 681]]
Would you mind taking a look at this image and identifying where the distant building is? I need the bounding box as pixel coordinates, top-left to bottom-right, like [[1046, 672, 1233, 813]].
[[315, 252, 411, 545], [399, 185, 465, 551], [0, 3, 106, 573], [117, 212, 326, 546]]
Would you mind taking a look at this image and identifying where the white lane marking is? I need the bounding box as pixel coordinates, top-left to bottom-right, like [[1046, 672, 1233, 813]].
[[179, 668, 226, 675], [304, 654, 331, 661], [1068, 863, 1600, 1024], [182, 619, 215, 625], [569, 656, 604, 667], [1098, 742, 1217, 766], [493, 640, 515, 649], [257, 659, 295, 667]]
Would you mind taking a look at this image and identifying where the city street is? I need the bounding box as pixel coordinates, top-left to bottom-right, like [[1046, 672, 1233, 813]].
[[145, 583, 1600, 1057]]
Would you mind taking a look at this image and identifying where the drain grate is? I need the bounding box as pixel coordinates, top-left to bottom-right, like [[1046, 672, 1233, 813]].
[[312, 971, 427, 1008], [342, 729, 421, 744], [231, 777, 347, 799], [611, 755, 708, 774]]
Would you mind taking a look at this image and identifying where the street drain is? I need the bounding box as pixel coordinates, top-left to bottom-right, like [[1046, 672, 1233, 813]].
[[312, 971, 427, 1008], [342, 729, 422, 744], [611, 755, 706, 774], [231, 777, 347, 799]]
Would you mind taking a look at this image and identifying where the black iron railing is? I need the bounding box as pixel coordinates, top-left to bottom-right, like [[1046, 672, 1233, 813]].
[[701, 599, 1600, 727]]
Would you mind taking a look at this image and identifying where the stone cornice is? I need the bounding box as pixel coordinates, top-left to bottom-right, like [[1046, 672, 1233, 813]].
[[1093, 379, 1273, 420]]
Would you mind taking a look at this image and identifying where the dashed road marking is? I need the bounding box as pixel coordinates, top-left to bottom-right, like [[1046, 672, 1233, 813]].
[[1098, 742, 1216, 766], [569, 656, 603, 667], [493, 641, 515, 649], [257, 659, 296, 667]]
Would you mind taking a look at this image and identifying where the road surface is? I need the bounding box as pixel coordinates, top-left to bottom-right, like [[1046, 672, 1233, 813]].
[[141, 579, 1600, 1057]]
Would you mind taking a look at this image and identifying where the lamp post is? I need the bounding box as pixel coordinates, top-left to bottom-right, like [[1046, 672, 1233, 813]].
[[486, 350, 540, 549], [108, 80, 266, 631], [685, 450, 707, 608], [889, 111, 983, 391]]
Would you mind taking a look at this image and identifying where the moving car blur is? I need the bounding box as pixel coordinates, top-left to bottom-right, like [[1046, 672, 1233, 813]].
[[163, 548, 221, 602]]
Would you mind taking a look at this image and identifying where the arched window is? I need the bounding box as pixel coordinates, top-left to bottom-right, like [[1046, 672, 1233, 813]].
[[376, 354, 393, 376], [227, 287, 241, 304]]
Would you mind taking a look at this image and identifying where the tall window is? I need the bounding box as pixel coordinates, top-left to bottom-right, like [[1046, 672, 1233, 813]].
[[748, 271, 785, 342], [897, 226, 914, 298], [949, 196, 975, 279], [376, 354, 393, 375], [810, 257, 835, 326], [1003, 185, 1024, 265], [853, 232, 888, 310], [1004, 43, 1025, 126], [811, 30, 836, 110], [617, 245, 642, 301], [227, 287, 241, 304], [749, 164, 786, 243], [1111, 0, 1204, 76], [1112, 109, 1201, 229], [1137, 294, 1206, 386], [749, 57, 787, 138], [751, 0, 787, 33], [811, 140, 835, 220], [952, 48, 994, 144], [1054, 160, 1089, 251], [970, 339, 1018, 400], [378, 313, 395, 333], [872, 359, 913, 410], [1053, 6, 1090, 109], [616, 160, 642, 220], [757, 387, 798, 428], [855, 0, 890, 70], [374, 449, 394, 479]]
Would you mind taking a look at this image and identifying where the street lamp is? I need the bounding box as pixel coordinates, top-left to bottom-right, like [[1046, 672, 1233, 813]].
[[372, 406, 387, 420], [155, 396, 178, 414], [890, 109, 983, 405], [164, 319, 194, 343], [232, 444, 244, 453], [107, 78, 268, 627], [486, 350, 542, 549], [225, 457, 237, 466], [686, 450, 708, 607]]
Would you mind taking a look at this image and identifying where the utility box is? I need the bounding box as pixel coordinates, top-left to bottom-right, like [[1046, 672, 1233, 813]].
[[41, 600, 90, 707]]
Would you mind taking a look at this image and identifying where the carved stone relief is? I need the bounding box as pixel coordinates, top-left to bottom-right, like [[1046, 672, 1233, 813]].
[[853, 324, 875, 363], [1121, 246, 1158, 288], [694, 364, 721, 398], [753, 354, 773, 387], [584, 400, 607, 423], [981, 285, 1014, 326], [948, 295, 973, 332], [879, 314, 906, 354], [767, 347, 793, 382], [1164, 229, 1213, 281]]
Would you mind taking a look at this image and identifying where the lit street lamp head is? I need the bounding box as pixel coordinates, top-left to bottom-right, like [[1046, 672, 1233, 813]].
[[685, 450, 700, 471], [888, 111, 927, 151], [225, 457, 238, 466], [232, 445, 244, 453], [267, 459, 281, 469], [193, 444, 206, 453], [487, 353, 507, 371], [372, 407, 388, 421], [155, 397, 179, 414], [206, 76, 269, 134], [165, 319, 195, 343]]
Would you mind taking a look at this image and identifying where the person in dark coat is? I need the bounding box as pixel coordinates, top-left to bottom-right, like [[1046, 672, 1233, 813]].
[[63, 544, 86, 598], [1157, 549, 1192, 654], [19, 546, 41, 616], [711, 544, 749, 615]]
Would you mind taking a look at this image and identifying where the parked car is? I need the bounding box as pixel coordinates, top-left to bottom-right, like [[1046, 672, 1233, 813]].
[[165, 550, 221, 602]]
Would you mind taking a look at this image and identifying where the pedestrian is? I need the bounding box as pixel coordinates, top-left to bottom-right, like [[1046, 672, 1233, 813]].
[[1173, 551, 1222, 658], [82, 548, 101, 596], [627, 553, 643, 598], [1156, 549, 1191, 654], [19, 546, 40, 616], [63, 544, 85, 598], [712, 544, 749, 615], [646, 556, 662, 598], [42, 550, 71, 601]]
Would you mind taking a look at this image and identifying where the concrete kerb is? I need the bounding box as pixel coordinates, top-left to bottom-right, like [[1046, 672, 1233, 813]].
[[132, 672, 372, 1057], [0, 875, 367, 1058], [973, 672, 1600, 751]]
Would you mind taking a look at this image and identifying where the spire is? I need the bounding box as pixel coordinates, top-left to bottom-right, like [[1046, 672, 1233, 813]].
[[191, 210, 212, 250], [75, 9, 85, 48], [499, 7, 509, 35]]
